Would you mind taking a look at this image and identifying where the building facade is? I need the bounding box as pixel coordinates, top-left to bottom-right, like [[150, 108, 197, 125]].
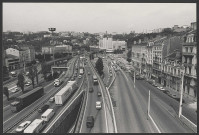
[[182, 30, 197, 100]]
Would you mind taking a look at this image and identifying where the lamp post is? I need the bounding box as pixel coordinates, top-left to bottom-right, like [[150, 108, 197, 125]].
[[48, 28, 56, 66], [179, 66, 185, 117]]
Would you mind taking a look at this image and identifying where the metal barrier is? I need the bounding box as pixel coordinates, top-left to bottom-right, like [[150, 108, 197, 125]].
[[180, 114, 197, 133]]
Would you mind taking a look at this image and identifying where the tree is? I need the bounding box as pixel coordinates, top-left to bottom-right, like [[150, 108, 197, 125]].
[[33, 65, 39, 84], [41, 63, 51, 80], [95, 57, 104, 76], [17, 73, 25, 93], [3, 87, 9, 101], [127, 50, 132, 63], [31, 60, 36, 65], [3, 66, 10, 81], [28, 67, 35, 88]]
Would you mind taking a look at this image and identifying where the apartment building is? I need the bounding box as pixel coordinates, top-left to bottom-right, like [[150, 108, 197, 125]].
[[182, 29, 197, 100]]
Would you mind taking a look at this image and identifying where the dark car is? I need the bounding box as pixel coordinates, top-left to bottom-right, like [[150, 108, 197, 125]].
[[97, 91, 102, 97], [38, 104, 49, 113], [89, 87, 93, 93], [86, 116, 94, 128]]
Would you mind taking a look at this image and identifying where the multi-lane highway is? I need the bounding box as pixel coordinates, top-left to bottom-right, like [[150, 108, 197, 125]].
[[3, 57, 79, 133]]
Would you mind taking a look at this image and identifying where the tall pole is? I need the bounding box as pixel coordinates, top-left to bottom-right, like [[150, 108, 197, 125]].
[[48, 28, 56, 66], [179, 70, 184, 117], [23, 55, 25, 72]]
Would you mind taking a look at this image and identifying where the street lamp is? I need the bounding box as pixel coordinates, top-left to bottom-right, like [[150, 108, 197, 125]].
[[48, 28, 56, 66], [179, 66, 185, 117]]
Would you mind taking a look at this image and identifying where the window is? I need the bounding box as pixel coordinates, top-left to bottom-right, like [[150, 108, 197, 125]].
[[185, 47, 188, 52], [190, 47, 193, 53]]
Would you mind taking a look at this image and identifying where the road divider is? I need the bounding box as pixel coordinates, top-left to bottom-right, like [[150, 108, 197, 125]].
[[180, 114, 197, 133]]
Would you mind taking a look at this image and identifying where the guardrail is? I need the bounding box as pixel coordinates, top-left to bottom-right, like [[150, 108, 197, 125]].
[[180, 114, 197, 133], [89, 59, 117, 133], [42, 90, 85, 133], [4, 57, 77, 133]]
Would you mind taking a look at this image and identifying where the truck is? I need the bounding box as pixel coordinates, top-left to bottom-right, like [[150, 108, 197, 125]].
[[10, 87, 44, 112], [23, 119, 45, 133], [79, 68, 84, 75], [41, 109, 55, 122], [54, 81, 77, 106], [93, 75, 98, 85]]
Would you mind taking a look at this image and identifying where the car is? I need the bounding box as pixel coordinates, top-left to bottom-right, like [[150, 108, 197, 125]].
[[163, 90, 170, 94], [86, 116, 94, 128], [152, 83, 158, 87], [25, 72, 29, 76], [78, 75, 82, 79], [71, 77, 75, 81], [97, 91, 102, 97], [110, 74, 112, 77], [49, 97, 55, 103], [11, 87, 20, 93], [158, 87, 165, 91], [88, 72, 90, 75], [25, 81, 31, 86], [89, 87, 93, 93], [96, 101, 102, 110], [38, 104, 49, 113], [15, 121, 31, 133]]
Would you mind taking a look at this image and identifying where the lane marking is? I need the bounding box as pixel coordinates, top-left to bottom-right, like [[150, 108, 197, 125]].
[[149, 114, 161, 133]]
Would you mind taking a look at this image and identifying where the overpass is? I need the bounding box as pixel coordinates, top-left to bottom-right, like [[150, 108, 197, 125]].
[[51, 66, 69, 74]]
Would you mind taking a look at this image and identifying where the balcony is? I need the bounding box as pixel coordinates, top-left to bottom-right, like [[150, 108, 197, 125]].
[[183, 63, 193, 67], [182, 52, 195, 56], [182, 42, 196, 46]]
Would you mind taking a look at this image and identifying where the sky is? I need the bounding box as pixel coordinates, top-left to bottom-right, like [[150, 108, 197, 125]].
[[3, 3, 196, 34]]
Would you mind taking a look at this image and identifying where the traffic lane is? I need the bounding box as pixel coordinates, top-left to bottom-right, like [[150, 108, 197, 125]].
[[3, 59, 76, 124], [114, 71, 155, 133], [103, 62, 109, 86], [80, 66, 106, 133], [135, 79, 197, 125], [125, 74, 193, 132], [11, 77, 83, 133]]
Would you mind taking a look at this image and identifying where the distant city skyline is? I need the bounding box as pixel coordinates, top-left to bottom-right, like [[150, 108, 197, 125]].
[[3, 3, 196, 33]]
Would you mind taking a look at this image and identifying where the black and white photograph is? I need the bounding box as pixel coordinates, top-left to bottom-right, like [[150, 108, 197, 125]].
[[2, 2, 197, 133]]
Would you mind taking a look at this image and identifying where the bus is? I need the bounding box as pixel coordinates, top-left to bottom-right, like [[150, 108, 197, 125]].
[[23, 119, 45, 133]]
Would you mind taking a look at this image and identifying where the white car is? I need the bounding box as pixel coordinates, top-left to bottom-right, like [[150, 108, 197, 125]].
[[96, 101, 102, 110], [49, 97, 55, 102], [25, 81, 31, 86], [11, 87, 20, 93], [15, 121, 31, 133], [78, 75, 82, 79], [158, 87, 165, 91]]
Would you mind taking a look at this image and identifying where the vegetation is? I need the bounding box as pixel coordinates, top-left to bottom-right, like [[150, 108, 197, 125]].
[[3, 87, 9, 101], [17, 73, 25, 93], [41, 63, 51, 81], [113, 49, 123, 54], [127, 49, 132, 63], [28, 67, 35, 88], [95, 57, 104, 76]]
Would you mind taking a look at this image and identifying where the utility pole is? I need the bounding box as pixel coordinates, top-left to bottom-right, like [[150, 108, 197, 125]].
[[134, 70, 135, 88], [48, 28, 56, 66], [23, 54, 25, 72], [179, 69, 184, 117]]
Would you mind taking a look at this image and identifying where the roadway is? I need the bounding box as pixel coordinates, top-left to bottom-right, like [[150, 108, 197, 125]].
[[109, 58, 194, 133], [3, 57, 78, 133], [79, 59, 107, 133]]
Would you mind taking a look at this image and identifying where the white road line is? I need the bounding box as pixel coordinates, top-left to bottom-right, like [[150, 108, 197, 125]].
[[3, 112, 19, 124], [149, 114, 161, 133]]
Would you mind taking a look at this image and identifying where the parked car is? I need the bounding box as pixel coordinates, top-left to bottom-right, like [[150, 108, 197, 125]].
[[15, 121, 31, 133], [11, 87, 20, 93], [88, 72, 90, 75], [38, 104, 49, 113], [25, 81, 31, 86], [97, 91, 102, 97], [163, 90, 170, 94], [96, 101, 102, 110], [158, 87, 165, 91], [89, 87, 93, 93], [49, 97, 55, 103], [78, 75, 82, 79], [86, 116, 94, 128]]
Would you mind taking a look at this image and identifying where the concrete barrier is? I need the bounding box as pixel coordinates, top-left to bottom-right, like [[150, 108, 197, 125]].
[[180, 115, 197, 133]]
